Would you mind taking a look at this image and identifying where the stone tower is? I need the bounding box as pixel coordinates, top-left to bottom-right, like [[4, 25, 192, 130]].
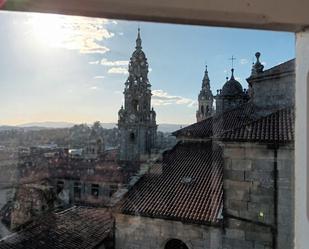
[[215, 68, 249, 113], [118, 29, 157, 161], [196, 65, 213, 122], [84, 127, 104, 160]]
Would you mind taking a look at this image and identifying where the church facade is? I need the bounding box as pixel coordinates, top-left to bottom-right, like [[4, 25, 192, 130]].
[[115, 53, 295, 249], [118, 29, 157, 161]]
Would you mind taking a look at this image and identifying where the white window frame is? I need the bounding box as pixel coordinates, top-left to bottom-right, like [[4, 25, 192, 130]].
[[2, 1, 309, 248]]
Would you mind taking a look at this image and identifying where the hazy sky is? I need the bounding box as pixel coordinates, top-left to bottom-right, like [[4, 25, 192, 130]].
[[0, 11, 295, 125]]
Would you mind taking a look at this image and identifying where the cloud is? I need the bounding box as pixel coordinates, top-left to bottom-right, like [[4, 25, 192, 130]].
[[93, 76, 105, 79], [101, 58, 129, 66], [118, 32, 124, 36], [27, 13, 114, 54], [89, 60, 100, 65], [108, 67, 128, 75], [152, 90, 196, 107], [90, 86, 98, 90], [240, 59, 249, 65], [262, 61, 267, 66]]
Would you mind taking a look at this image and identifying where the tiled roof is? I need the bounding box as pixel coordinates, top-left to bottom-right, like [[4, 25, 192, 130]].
[[0, 206, 113, 249], [121, 142, 223, 225], [217, 107, 294, 143], [173, 103, 256, 139]]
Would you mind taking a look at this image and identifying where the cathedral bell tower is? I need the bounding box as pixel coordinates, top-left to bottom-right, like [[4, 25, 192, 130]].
[[118, 28, 157, 161], [196, 65, 213, 122]]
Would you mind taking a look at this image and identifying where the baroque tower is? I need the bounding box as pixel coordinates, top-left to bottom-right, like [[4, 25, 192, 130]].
[[118, 29, 157, 161], [196, 65, 213, 122]]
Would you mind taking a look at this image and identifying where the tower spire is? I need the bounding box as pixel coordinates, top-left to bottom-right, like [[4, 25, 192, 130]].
[[202, 65, 210, 89], [136, 27, 142, 50], [197, 64, 213, 122]]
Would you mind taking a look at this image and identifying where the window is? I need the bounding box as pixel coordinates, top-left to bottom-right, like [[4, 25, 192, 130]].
[[56, 180, 64, 194], [132, 99, 139, 111], [165, 239, 189, 249], [91, 184, 99, 198], [0, 6, 300, 249], [130, 132, 135, 141]]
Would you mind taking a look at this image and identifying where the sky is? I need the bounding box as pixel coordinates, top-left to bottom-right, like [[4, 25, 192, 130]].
[[0, 11, 295, 125]]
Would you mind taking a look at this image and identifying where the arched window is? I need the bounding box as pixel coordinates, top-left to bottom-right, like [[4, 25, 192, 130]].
[[201, 105, 204, 114], [130, 132, 135, 141], [165, 239, 189, 249], [132, 99, 139, 111]]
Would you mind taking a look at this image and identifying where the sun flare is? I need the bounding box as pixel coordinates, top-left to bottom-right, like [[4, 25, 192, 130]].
[[28, 13, 74, 48], [27, 13, 113, 54]]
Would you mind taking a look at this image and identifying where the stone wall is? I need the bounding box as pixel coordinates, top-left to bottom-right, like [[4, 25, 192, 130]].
[[250, 71, 295, 113], [221, 142, 294, 249], [277, 146, 294, 249], [115, 214, 222, 249]]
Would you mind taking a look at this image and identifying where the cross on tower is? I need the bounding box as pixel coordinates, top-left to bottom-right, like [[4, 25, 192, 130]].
[[229, 55, 236, 68]]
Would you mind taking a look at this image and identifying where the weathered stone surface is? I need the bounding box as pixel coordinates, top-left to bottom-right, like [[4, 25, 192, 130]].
[[252, 160, 274, 171], [224, 189, 250, 201], [224, 179, 251, 191], [223, 237, 254, 249], [230, 159, 252, 171], [224, 169, 245, 181], [115, 214, 221, 249], [245, 231, 272, 243], [228, 200, 248, 210], [223, 142, 293, 249], [225, 228, 245, 240]]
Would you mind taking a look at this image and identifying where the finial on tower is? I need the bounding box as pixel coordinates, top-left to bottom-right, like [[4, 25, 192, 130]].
[[231, 68, 235, 80], [251, 51, 264, 76], [136, 27, 142, 50]]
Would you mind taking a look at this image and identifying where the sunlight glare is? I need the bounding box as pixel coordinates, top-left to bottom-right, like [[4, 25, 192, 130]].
[[28, 13, 75, 48]]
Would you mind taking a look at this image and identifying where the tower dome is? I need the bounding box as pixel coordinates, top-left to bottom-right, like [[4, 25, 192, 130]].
[[215, 67, 249, 113], [221, 69, 244, 96]]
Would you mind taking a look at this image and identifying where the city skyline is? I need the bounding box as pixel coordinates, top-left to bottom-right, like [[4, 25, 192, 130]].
[[0, 11, 295, 125]]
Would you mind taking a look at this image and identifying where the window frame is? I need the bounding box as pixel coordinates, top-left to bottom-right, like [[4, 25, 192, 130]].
[[1, 2, 308, 248]]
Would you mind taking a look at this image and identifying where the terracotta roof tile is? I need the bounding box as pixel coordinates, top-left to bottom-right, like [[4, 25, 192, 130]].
[[0, 206, 113, 249], [121, 142, 223, 225], [217, 107, 294, 143], [173, 103, 256, 139]]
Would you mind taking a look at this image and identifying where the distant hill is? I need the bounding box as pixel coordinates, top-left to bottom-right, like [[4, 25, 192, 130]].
[[0, 122, 188, 133], [17, 121, 76, 129]]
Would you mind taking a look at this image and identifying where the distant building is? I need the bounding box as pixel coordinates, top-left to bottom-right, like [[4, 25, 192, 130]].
[[84, 127, 105, 160], [196, 65, 214, 122], [118, 29, 157, 161]]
